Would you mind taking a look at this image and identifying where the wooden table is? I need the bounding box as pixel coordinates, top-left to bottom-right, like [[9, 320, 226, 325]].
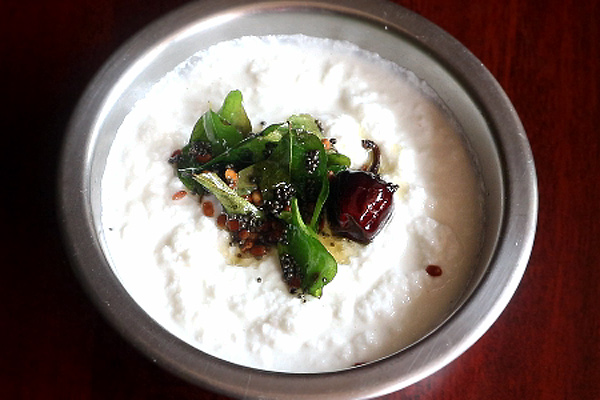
[[2, 0, 598, 398]]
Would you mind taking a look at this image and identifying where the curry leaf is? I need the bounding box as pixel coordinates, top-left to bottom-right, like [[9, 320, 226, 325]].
[[326, 152, 351, 173], [188, 90, 251, 156], [192, 172, 264, 218], [278, 198, 337, 298], [218, 90, 252, 135], [199, 123, 285, 171], [309, 177, 329, 231], [288, 114, 322, 138], [201, 110, 244, 156]]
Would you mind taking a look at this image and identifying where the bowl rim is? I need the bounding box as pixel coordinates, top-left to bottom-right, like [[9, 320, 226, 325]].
[[58, 0, 538, 398]]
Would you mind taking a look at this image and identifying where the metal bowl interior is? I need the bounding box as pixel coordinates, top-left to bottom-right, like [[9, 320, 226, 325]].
[[59, 0, 537, 398]]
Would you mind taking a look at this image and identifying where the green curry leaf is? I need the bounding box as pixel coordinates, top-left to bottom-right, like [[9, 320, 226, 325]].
[[199, 123, 285, 171], [192, 172, 264, 218], [278, 198, 337, 298], [218, 89, 252, 135]]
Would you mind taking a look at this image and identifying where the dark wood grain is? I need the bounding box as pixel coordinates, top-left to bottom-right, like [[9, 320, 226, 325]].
[[2, 0, 598, 399]]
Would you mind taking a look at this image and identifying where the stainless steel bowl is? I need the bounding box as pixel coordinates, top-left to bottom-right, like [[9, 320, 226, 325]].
[[59, 0, 538, 398]]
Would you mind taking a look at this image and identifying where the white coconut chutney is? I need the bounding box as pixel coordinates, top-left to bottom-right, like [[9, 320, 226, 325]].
[[101, 35, 484, 372]]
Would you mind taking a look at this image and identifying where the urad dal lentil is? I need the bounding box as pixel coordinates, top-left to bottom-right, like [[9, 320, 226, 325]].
[[101, 35, 483, 372]]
